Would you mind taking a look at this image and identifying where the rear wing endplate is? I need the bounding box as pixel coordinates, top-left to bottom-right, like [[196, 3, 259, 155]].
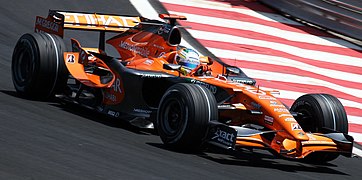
[[35, 10, 142, 37]]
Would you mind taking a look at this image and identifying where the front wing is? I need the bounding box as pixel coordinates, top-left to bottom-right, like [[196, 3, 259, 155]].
[[205, 121, 354, 159]]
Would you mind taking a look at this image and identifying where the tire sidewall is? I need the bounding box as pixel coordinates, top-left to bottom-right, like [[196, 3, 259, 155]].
[[11, 33, 68, 99], [157, 88, 190, 144], [291, 94, 348, 133], [12, 34, 40, 94], [291, 93, 348, 162], [157, 83, 217, 149], [290, 96, 323, 132]]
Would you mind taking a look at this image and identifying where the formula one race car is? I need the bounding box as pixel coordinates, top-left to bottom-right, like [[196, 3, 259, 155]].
[[12, 10, 353, 163]]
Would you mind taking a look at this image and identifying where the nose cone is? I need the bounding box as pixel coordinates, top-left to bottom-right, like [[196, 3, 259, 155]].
[[287, 122, 309, 141], [294, 130, 309, 141]]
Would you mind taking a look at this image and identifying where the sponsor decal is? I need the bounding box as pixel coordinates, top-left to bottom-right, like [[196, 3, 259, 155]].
[[107, 110, 119, 117], [111, 78, 122, 93], [141, 74, 162, 78], [274, 108, 289, 113], [35, 17, 60, 32], [251, 102, 261, 109], [62, 12, 138, 27], [104, 78, 122, 102], [157, 24, 171, 35], [104, 92, 117, 102], [284, 117, 296, 122], [279, 114, 293, 118], [270, 104, 285, 107], [190, 79, 217, 94], [212, 128, 235, 147], [119, 41, 149, 57], [133, 108, 152, 114], [103, 76, 124, 104], [258, 95, 276, 100], [153, 44, 165, 50], [66, 54, 75, 64], [264, 115, 274, 125], [143, 59, 154, 65], [269, 101, 284, 107], [270, 101, 278, 105], [291, 123, 302, 130], [302, 141, 334, 145], [231, 79, 255, 84]]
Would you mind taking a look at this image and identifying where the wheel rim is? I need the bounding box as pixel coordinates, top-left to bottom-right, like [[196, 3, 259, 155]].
[[13, 42, 35, 86], [161, 98, 187, 137], [18, 49, 33, 81], [295, 108, 316, 132]]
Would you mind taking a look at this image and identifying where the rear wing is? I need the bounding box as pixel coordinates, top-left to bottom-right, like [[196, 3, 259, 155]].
[[35, 10, 142, 37]]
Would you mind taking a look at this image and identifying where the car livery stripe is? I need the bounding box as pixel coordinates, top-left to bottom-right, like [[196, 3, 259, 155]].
[[158, 0, 362, 145]]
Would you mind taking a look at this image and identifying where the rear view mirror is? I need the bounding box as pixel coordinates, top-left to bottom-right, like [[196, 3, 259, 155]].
[[226, 66, 240, 75]]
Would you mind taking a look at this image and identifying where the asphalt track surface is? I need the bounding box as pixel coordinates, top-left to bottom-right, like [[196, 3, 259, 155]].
[[0, 0, 361, 179]]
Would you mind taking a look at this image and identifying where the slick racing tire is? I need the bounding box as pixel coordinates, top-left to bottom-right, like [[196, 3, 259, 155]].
[[12, 33, 68, 99], [291, 93, 348, 163], [157, 83, 218, 151]]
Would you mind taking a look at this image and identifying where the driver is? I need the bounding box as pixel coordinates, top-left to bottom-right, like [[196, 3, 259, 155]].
[[174, 46, 200, 75]]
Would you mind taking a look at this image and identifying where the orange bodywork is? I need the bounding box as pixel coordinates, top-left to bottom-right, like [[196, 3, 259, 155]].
[[36, 10, 352, 160], [63, 30, 350, 159], [64, 52, 114, 88]]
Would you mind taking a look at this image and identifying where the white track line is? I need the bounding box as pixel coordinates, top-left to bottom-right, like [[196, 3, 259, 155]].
[[168, 11, 362, 50], [353, 147, 362, 157], [160, 0, 302, 25], [189, 29, 362, 68]]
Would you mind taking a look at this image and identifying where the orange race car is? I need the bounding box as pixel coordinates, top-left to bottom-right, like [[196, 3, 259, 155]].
[[11, 10, 353, 163]]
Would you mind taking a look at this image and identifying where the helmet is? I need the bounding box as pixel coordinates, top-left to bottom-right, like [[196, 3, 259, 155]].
[[175, 46, 200, 73]]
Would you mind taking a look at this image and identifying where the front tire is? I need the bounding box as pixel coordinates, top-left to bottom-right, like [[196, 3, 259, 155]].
[[157, 83, 218, 151], [12, 33, 68, 99], [291, 93, 348, 162]]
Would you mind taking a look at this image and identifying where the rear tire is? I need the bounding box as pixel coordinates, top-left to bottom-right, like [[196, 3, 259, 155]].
[[157, 83, 218, 151], [12, 33, 68, 99], [290, 93, 348, 163]]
